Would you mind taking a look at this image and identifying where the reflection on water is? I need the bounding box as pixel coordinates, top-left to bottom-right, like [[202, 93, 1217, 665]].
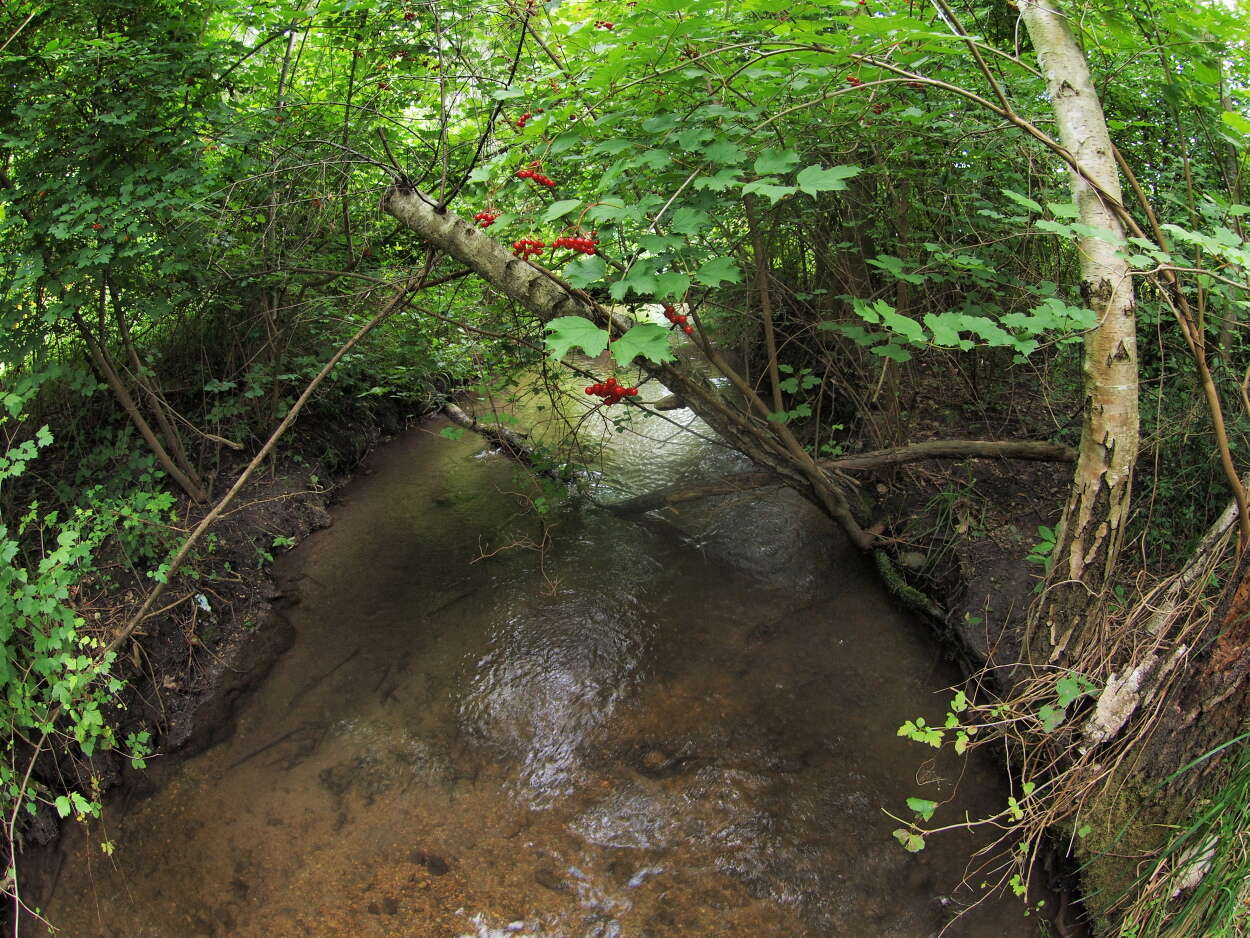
[[30, 371, 1041, 937]]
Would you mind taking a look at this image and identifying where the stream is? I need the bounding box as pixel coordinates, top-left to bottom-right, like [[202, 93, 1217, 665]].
[[32, 371, 1043, 937]]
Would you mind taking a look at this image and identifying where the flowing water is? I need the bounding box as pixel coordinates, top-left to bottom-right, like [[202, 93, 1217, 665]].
[[32, 373, 1044, 937]]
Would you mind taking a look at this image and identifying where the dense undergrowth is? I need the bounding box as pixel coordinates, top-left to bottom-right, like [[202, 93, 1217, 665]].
[[3, 0, 1250, 934]]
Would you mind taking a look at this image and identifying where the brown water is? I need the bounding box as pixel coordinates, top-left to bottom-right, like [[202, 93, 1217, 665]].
[[33, 379, 1042, 937]]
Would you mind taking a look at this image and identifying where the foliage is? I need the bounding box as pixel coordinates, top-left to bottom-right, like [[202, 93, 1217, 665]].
[[0, 0, 1248, 932]]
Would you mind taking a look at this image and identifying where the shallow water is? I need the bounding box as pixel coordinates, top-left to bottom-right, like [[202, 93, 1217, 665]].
[[33, 377, 1042, 937]]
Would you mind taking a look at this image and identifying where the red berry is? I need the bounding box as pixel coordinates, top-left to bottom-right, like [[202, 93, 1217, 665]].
[[682, 325, 694, 334], [404, 11, 416, 20], [91, 223, 103, 230]]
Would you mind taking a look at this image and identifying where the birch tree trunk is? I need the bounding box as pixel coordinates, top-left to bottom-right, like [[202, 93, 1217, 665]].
[[1020, 0, 1139, 663]]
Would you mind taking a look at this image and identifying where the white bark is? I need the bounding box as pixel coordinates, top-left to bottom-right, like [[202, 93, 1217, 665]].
[[1021, 0, 1139, 660]]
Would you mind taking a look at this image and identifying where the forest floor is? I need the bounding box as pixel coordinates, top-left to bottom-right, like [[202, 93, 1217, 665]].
[[867, 353, 1073, 674]]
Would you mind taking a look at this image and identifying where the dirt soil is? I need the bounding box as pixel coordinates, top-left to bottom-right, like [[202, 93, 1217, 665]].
[[865, 353, 1072, 674]]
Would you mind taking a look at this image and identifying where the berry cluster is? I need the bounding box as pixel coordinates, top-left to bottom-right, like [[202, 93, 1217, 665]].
[[872, 102, 888, 114], [516, 167, 556, 188], [516, 112, 533, 129], [474, 211, 499, 227], [907, 80, 925, 90], [594, 20, 615, 29], [662, 303, 695, 335], [585, 376, 637, 405], [846, 75, 863, 87], [552, 235, 598, 255], [512, 238, 546, 258]]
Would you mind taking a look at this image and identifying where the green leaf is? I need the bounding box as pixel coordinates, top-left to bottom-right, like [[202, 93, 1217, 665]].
[[754, 148, 800, 174], [742, 179, 797, 204], [1036, 219, 1075, 237], [563, 254, 607, 289], [906, 797, 938, 821], [878, 306, 927, 345], [671, 207, 711, 236], [867, 254, 926, 285], [542, 199, 582, 223], [654, 272, 691, 300], [694, 256, 741, 287], [639, 234, 685, 254], [439, 427, 466, 441], [795, 164, 861, 196], [544, 316, 610, 360], [1222, 110, 1250, 137], [704, 139, 747, 165], [611, 323, 676, 365], [1038, 703, 1066, 733], [872, 343, 913, 362], [693, 168, 744, 192], [893, 829, 927, 852], [1001, 189, 1044, 213], [54, 795, 72, 817]]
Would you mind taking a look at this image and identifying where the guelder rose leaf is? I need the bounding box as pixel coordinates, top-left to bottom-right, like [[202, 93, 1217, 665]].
[[694, 256, 741, 287], [563, 254, 606, 288], [545, 316, 609, 359], [796, 164, 861, 196], [611, 323, 676, 366]]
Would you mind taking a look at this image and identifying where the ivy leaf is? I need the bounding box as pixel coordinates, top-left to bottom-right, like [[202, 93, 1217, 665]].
[[1038, 703, 1067, 733], [754, 148, 800, 174], [694, 256, 741, 287], [893, 829, 927, 852], [542, 199, 582, 223], [906, 797, 938, 821], [1056, 673, 1094, 707], [796, 164, 861, 196], [611, 323, 675, 365], [544, 316, 609, 359]]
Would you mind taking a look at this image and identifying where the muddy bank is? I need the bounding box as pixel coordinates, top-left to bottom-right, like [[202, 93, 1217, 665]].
[[10, 394, 428, 873]]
